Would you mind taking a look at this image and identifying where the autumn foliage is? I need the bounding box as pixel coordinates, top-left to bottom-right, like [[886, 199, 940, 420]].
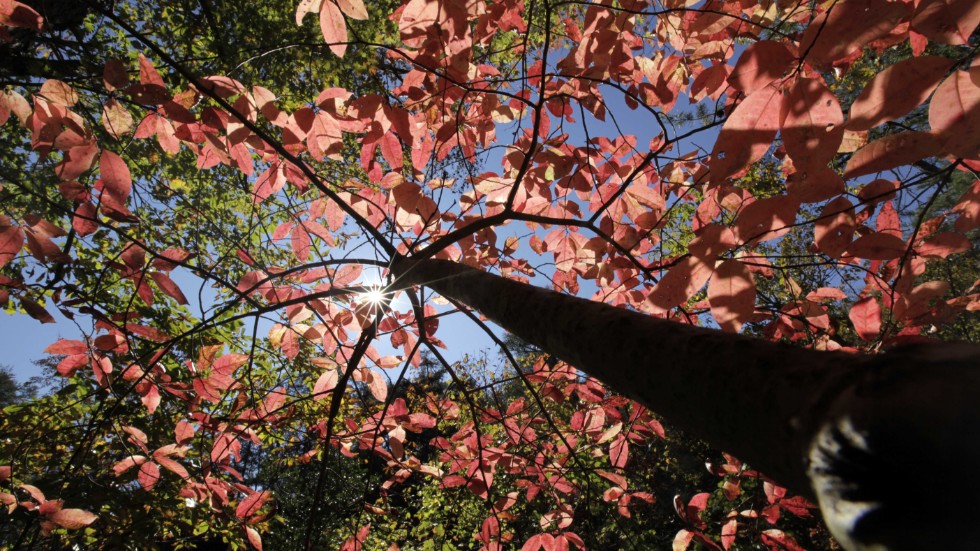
[[0, 0, 978, 549]]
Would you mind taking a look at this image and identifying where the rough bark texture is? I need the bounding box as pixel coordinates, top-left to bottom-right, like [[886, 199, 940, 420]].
[[392, 257, 980, 550]]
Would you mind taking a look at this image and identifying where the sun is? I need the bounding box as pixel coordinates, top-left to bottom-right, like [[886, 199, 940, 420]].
[[361, 286, 386, 305]]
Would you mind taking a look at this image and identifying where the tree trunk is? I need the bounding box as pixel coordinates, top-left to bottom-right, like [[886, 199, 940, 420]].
[[392, 257, 980, 551]]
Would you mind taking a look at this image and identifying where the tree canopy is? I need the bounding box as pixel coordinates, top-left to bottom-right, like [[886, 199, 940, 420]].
[[0, 0, 978, 549]]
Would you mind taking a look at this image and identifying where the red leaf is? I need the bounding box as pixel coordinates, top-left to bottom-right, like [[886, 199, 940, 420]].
[[400, 0, 446, 48], [876, 200, 902, 237], [0, 217, 23, 268], [45, 339, 87, 355], [55, 142, 99, 181], [312, 369, 339, 399], [917, 232, 970, 258], [786, 165, 845, 204], [843, 131, 942, 179], [102, 98, 134, 140], [846, 232, 907, 260], [246, 526, 263, 551], [521, 533, 555, 551], [319, 0, 348, 57], [708, 259, 756, 333], [236, 490, 271, 520], [780, 77, 843, 169], [849, 297, 882, 341], [175, 420, 196, 445], [20, 296, 55, 323], [646, 256, 713, 313], [1, 1, 43, 31], [152, 248, 192, 271], [39, 80, 78, 107], [760, 529, 806, 551], [291, 225, 312, 261], [814, 197, 856, 258], [295, 0, 321, 24], [798, 0, 910, 67], [47, 508, 97, 529], [609, 434, 629, 469], [56, 354, 88, 376], [928, 68, 980, 158], [138, 461, 161, 491], [673, 529, 695, 551], [150, 272, 188, 304], [126, 323, 171, 342], [366, 369, 388, 402], [710, 85, 783, 185], [0, 90, 31, 126], [847, 56, 953, 131], [911, 0, 980, 46], [102, 59, 130, 91], [334, 263, 362, 285], [734, 195, 799, 245], [380, 131, 403, 170], [858, 179, 899, 206], [73, 202, 98, 236], [20, 483, 45, 503], [727, 41, 795, 94], [340, 524, 371, 551], [212, 353, 249, 375], [953, 180, 979, 232], [335, 0, 368, 20], [721, 518, 738, 550], [137, 54, 165, 88], [141, 385, 161, 414], [112, 455, 147, 476], [252, 163, 286, 203]]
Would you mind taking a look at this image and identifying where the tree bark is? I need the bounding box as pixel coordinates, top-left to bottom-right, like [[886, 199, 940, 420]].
[[391, 257, 980, 551]]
